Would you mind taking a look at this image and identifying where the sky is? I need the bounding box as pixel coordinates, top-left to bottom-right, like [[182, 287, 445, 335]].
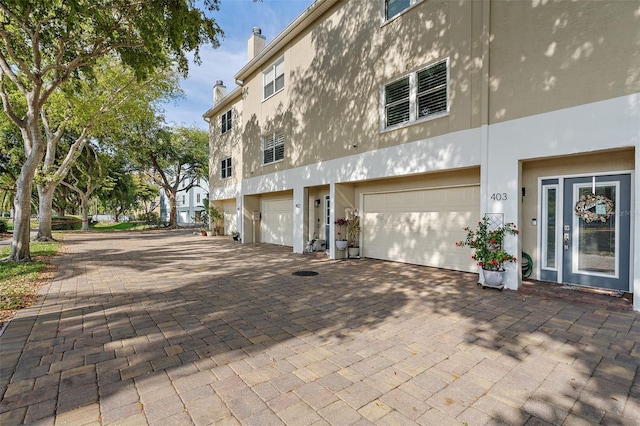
[[162, 0, 314, 129]]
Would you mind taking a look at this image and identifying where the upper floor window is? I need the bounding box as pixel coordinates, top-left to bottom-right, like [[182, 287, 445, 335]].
[[221, 157, 232, 179], [263, 58, 284, 100], [221, 110, 232, 134], [385, 0, 420, 21], [262, 132, 285, 165], [197, 193, 201, 203], [384, 59, 448, 128]]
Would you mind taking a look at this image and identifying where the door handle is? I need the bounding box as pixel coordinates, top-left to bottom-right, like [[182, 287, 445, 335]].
[[564, 232, 570, 250]]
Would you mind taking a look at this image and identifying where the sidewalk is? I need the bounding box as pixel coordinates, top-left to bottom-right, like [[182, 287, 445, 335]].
[[0, 230, 638, 425]]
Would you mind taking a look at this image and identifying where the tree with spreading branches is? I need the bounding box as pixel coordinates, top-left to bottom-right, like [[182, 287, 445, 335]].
[[0, 0, 222, 261]]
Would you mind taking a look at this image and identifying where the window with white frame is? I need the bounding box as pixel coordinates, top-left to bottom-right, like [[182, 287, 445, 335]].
[[263, 58, 284, 99], [262, 132, 285, 165], [221, 110, 232, 134], [384, 59, 448, 128], [385, 0, 420, 21], [221, 157, 232, 179]]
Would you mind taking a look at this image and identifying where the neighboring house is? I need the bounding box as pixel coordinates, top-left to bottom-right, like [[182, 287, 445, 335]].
[[176, 178, 209, 225], [204, 0, 640, 311]]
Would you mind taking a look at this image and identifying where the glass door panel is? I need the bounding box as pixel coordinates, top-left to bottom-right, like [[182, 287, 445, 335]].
[[563, 175, 630, 291]]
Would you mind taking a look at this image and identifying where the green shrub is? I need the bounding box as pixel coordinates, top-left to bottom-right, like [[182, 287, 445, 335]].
[[51, 217, 82, 230], [0, 220, 6, 233], [138, 211, 160, 226]]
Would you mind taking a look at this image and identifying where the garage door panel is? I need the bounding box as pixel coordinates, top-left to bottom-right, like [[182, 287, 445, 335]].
[[222, 201, 237, 235], [261, 199, 293, 247], [363, 186, 479, 272]]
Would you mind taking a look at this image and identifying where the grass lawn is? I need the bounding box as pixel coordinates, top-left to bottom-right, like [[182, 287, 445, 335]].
[[91, 221, 154, 231], [0, 239, 62, 329]]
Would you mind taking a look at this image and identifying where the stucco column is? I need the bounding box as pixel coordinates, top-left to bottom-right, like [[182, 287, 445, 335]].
[[485, 155, 521, 291], [292, 186, 306, 254]]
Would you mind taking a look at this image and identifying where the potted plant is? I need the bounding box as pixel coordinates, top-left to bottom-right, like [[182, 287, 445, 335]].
[[346, 212, 361, 258], [456, 216, 519, 288], [208, 205, 224, 236], [335, 217, 348, 250]]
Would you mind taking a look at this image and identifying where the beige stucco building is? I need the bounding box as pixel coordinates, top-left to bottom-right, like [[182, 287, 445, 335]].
[[204, 0, 640, 311]]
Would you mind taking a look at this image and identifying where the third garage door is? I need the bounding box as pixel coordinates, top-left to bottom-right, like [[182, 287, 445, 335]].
[[362, 185, 479, 272]]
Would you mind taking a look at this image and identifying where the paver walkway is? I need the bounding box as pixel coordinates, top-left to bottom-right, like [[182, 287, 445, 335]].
[[0, 230, 639, 425]]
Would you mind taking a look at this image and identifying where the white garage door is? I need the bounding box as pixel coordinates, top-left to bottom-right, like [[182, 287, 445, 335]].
[[222, 201, 237, 235], [261, 198, 293, 246], [363, 185, 479, 272]]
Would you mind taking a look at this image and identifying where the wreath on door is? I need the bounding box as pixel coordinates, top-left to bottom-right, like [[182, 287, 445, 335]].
[[574, 193, 615, 223]]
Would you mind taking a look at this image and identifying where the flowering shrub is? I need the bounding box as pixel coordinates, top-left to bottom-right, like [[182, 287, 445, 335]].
[[335, 217, 348, 241], [456, 216, 519, 271]]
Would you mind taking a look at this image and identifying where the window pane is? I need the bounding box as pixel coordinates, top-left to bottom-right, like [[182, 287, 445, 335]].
[[418, 88, 447, 117], [386, 101, 410, 126], [275, 74, 284, 92], [264, 82, 274, 99], [275, 144, 284, 161], [264, 148, 274, 164], [577, 185, 616, 275], [418, 62, 447, 93], [264, 67, 274, 85], [386, 0, 410, 20], [385, 77, 410, 105], [275, 60, 284, 78], [545, 187, 556, 269], [226, 112, 232, 131]]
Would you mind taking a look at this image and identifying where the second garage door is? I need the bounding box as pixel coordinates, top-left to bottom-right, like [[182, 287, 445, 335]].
[[362, 185, 479, 272], [261, 198, 293, 247]]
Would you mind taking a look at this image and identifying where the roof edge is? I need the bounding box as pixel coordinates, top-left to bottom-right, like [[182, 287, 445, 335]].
[[202, 86, 243, 119]]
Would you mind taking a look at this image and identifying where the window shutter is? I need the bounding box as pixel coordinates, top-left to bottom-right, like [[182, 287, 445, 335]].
[[275, 133, 285, 161], [417, 62, 447, 118], [385, 77, 410, 126]]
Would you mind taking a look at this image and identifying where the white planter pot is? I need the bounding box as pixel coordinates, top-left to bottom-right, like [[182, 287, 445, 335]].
[[336, 240, 348, 251], [481, 269, 505, 288], [348, 247, 360, 258]]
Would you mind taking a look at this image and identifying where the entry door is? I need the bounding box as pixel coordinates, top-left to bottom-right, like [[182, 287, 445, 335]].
[[562, 174, 630, 291]]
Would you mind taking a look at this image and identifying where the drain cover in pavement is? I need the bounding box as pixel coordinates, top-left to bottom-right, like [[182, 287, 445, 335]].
[[292, 270, 319, 276]]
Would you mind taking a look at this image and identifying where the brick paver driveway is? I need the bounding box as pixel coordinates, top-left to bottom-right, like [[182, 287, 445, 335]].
[[1, 230, 639, 425]]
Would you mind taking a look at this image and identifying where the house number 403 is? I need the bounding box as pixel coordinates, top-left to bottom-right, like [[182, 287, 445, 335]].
[[490, 193, 507, 201]]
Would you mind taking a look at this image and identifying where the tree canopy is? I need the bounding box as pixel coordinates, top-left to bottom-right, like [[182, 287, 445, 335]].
[[0, 0, 222, 261]]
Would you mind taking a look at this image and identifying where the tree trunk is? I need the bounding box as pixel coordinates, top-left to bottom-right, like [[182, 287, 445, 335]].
[[168, 193, 177, 228], [36, 183, 56, 241], [80, 193, 89, 231], [8, 133, 44, 261], [9, 174, 35, 262]]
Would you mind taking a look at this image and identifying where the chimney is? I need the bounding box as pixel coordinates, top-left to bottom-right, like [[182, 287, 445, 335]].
[[248, 27, 266, 60], [213, 80, 226, 105]]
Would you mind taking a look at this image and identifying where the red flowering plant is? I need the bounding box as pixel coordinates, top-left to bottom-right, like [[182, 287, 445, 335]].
[[335, 217, 349, 241], [456, 216, 519, 271]]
